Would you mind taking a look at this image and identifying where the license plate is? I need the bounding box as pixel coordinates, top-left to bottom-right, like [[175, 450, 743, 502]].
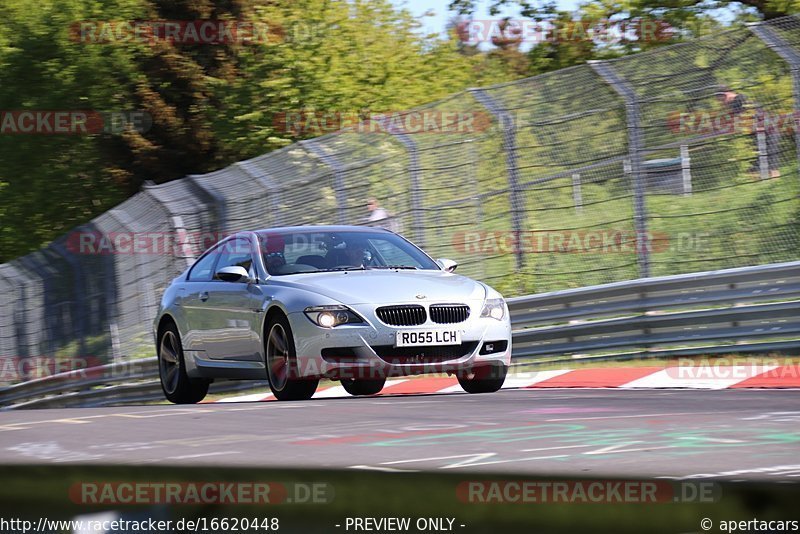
[[395, 330, 461, 347]]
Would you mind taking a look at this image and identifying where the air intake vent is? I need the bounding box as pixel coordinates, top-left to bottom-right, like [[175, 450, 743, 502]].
[[373, 342, 480, 364], [430, 304, 470, 324], [376, 305, 427, 326]]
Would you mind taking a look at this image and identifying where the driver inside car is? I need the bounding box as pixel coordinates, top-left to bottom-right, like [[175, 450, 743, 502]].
[[344, 241, 367, 266], [263, 234, 287, 274]]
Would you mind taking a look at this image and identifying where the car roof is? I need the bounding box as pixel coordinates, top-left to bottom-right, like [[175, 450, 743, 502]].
[[252, 225, 392, 234]]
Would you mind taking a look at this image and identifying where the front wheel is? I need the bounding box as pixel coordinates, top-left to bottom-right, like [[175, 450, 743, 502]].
[[341, 377, 386, 396], [457, 363, 507, 394], [158, 323, 209, 404], [265, 314, 319, 400]]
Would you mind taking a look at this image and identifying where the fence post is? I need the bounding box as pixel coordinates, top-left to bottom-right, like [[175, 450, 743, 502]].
[[748, 21, 800, 178], [186, 176, 228, 236], [385, 131, 426, 247], [17, 255, 54, 355], [50, 241, 87, 358], [0, 267, 24, 363], [302, 139, 348, 224], [105, 208, 148, 328], [236, 160, 283, 228], [469, 88, 526, 271], [590, 60, 651, 278], [142, 185, 198, 268]]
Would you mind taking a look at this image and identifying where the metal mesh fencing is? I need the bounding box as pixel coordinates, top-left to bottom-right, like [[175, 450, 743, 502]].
[[0, 16, 798, 379]]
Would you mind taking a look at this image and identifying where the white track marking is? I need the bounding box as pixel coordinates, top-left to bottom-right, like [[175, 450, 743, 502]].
[[620, 365, 779, 389], [437, 369, 573, 393], [216, 393, 272, 403], [312, 385, 350, 398]]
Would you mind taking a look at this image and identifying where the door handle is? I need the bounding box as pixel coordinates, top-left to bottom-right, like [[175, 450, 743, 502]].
[[199, 291, 209, 302]]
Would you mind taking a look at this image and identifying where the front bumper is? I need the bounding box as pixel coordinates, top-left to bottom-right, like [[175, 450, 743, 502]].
[[288, 301, 511, 379]]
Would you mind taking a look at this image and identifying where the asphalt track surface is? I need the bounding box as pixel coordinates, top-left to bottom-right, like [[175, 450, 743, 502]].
[[1, 388, 799, 479]]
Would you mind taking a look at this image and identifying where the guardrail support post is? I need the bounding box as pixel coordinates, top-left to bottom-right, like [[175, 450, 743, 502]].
[[302, 139, 348, 224], [748, 22, 800, 180], [109, 322, 122, 364], [572, 173, 583, 213], [470, 88, 526, 271], [590, 61, 651, 278], [680, 145, 692, 196]]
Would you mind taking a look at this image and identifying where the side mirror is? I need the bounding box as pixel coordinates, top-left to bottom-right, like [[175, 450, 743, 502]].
[[436, 258, 458, 273], [215, 265, 251, 283]]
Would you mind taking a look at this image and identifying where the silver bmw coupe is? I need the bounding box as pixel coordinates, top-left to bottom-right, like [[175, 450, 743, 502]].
[[154, 226, 511, 403]]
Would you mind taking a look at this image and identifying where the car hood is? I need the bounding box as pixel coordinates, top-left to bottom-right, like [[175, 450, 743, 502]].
[[268, 269, 487, 305]]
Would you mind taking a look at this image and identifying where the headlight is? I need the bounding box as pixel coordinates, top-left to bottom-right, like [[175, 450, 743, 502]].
[[480, 298, 506, 321], [304, 305, 364, 328]]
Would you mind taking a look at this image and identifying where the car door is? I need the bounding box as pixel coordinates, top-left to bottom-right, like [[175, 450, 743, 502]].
[[202, 237, 264, 361], [180, 244, 220, 356]]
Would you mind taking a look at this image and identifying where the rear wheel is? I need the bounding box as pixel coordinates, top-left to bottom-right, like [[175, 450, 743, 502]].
[[341, 377, 386, 396], [158, 323, 209, 404], [457, 363, 507, 394], [266, 314, 319, 400]]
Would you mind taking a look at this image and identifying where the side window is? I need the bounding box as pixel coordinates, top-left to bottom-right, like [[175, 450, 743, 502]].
[[187, 250, 217, 282], [213, 238, 254, 280]]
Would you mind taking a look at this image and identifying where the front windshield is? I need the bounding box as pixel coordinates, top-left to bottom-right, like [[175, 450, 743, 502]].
[[256, 230, 439, 276]]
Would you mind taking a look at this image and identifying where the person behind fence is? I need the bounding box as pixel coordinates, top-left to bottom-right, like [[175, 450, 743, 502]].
[[365, 197, 400, 232], [715, 85, 781, 178]]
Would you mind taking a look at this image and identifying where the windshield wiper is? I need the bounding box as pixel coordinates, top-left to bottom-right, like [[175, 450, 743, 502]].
[[315, 266, 367, 272], [368, 265, 418, 270]]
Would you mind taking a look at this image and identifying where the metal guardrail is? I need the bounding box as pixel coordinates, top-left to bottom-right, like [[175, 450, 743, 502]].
[[2, 260, 799, 409], [0, 362, 268, 410], [508, 259, 800, 363]]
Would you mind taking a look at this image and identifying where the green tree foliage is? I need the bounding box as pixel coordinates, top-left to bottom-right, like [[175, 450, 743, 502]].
[[0, 0, 141, 260], [450, 0, 799, 76], [450, 0, 799, 20], [0, 0, 522, 262]]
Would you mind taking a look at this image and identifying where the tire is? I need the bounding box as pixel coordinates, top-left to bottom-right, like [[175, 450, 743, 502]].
[[158, 323, 209, 404], [457, 363, 507, 394], [265, 313, 319, 400], [341, 377, 386, 396]]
